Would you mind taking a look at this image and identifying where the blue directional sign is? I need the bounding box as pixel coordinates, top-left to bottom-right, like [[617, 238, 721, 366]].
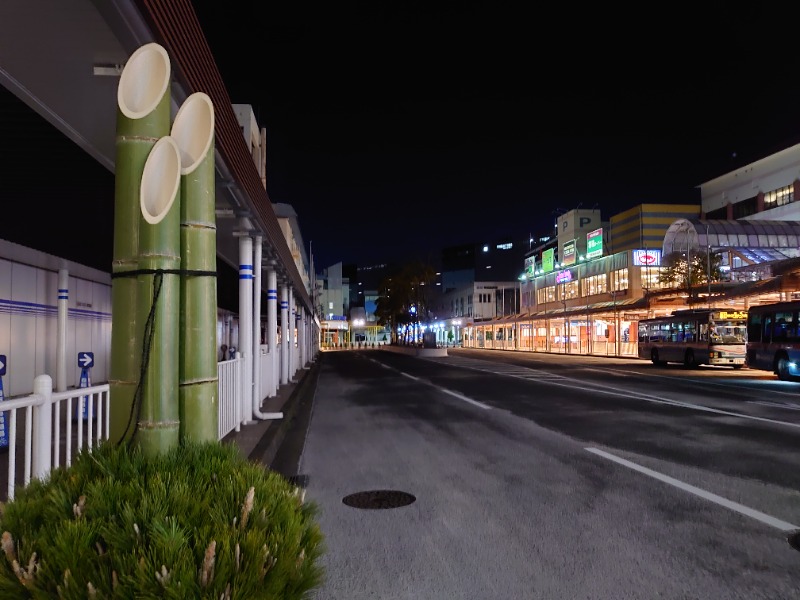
[[77, 352, 94, 369], [77, 367, 91, 421], [0, 355, 6, 377]]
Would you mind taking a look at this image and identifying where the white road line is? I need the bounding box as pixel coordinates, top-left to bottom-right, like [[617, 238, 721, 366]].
[[585, 447, 799, 532], [371, 358, 490, 410], [748, 400, 800, 411], [438, 388, 492, 410]]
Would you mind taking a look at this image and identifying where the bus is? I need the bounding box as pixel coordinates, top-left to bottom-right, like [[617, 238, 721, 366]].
[[745, 300, 800, 380], [637, 308, 747, 368]]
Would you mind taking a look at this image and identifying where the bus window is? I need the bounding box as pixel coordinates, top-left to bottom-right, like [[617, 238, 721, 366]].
[[685, 321, 696, 342], [699, 323, 708, 342], [773, 311, 793, 342], [762, 314, 773, 344], [747, 313, 762, 343]]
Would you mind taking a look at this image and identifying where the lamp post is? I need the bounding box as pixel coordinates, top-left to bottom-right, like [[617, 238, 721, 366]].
[[706, 222, 711, 307], [561, 278, 568, 354]]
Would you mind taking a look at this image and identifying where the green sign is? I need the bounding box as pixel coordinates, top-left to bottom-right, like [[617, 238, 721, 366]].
[[542, 247, 555, 273], [586, 228, 603, 259]]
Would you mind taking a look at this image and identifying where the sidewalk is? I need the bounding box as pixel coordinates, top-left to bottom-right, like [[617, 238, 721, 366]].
[[220, 359, 319, 470]]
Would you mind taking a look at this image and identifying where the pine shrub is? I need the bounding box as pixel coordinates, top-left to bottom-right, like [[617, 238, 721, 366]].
[[0, 441, 324, 598]]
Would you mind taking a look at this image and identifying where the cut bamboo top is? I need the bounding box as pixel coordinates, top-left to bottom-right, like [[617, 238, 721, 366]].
[[141, 136, 181, 225], [172, 92, 215, 175], [118, 43, 171, 120]]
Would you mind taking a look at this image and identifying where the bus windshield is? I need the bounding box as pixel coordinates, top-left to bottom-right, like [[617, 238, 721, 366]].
[[710, 320, 746, 344]]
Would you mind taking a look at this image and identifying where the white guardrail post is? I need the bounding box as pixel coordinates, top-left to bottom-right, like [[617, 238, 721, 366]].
[[32, 374, 53, 481]]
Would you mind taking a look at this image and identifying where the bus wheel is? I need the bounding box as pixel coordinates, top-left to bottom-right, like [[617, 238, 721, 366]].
[[684, 349, 696, 368], [776, 354, 792, 380], [651, 349, 662, 366]]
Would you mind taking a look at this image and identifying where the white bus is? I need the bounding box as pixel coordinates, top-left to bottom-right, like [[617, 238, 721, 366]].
[[637, 308, 747, 368]]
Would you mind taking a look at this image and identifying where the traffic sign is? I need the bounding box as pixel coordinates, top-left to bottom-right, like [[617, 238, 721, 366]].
[[0, 355, 5, 377], [78, 352, 94, 369]]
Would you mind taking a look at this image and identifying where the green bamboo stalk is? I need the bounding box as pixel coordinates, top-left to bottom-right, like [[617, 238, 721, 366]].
[[109, 43, 171, 445], [172, 93, 218, 443], [135, 136, 182, 457]]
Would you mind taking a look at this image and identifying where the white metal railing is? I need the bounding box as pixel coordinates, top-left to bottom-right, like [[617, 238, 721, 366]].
[[0, 356, 258, 501], [217, 356, 242, 440], [1, 375, 110, 502]]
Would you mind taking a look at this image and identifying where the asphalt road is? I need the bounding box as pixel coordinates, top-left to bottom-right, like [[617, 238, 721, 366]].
[[288, 348, 800, 600]]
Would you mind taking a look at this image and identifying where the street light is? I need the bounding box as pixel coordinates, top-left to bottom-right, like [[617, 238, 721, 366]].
[[706, 222, 712, 307]]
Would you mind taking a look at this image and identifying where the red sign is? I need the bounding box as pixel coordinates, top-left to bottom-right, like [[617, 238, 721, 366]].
[[632, 249, 661, 266]]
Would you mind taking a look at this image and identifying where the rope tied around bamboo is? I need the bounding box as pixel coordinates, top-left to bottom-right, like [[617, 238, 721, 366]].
[[112, 267, 217, 445]]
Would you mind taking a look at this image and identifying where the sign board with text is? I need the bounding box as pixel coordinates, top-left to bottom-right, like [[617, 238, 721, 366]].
[[632, 249, 661, 266], [524, 255, 535, 278], [562, 239, 576, 266], [586, 228, 603, 259]]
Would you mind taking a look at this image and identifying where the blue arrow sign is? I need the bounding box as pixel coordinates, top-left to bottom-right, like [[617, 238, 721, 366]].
[[78, 352, 94, 369], [0, 355, 5, 377]]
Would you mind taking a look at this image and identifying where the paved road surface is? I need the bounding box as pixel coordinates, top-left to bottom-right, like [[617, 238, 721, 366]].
[[287, 349, 799, 599]]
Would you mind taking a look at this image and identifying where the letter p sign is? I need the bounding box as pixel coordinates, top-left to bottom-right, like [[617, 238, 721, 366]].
[[579, 217, 591, 227]]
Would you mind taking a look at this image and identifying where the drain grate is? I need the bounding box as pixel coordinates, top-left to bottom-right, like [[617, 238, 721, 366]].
[[788, 530, 800, 552], [342, 490, 416, 509]]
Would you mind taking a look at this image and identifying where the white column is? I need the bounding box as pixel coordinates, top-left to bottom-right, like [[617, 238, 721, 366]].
[[266, 268, 278, 398], [280, 285, 289, 385], [239, 235, 254, 424], [56, 269, 68, 392], [299, 310, 306, 368], [288, 288, 295, 380], [252, 236, 263, 414]]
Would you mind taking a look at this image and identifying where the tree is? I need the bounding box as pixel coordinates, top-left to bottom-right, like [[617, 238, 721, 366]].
[[374, 259, 437, 344], [658, 250, 723, 298]]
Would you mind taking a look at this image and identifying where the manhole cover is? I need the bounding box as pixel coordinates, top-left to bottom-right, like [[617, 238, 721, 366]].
[[342, 490, 416, 509], [788, 530, 800, 552]]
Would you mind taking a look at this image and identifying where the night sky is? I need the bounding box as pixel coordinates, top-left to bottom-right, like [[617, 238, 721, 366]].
[[3, 3, 800, 274]]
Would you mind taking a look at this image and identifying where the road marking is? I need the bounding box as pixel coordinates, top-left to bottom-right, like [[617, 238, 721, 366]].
[[585, 447, 799, 532], [449, 360, 800, 430], [370, 357, 490, 410], [439, 388, 492, 409], [748, 400, 800, 411]]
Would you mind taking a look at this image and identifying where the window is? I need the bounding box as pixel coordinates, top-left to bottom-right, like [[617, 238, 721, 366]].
[[559, 280, 578, 300], [611, 268, 628, 292], [733, 196, 758, 219], [764, 185, 794, 208], [773, 311, 795, 342], [641, 266, 666, 290], [536, 286, 556, 304], [582, 273, 607, 296], [748, 312, 762, 343]]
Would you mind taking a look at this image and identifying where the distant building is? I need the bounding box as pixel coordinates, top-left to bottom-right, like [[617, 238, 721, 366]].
[[609, 203, 701, 253]]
